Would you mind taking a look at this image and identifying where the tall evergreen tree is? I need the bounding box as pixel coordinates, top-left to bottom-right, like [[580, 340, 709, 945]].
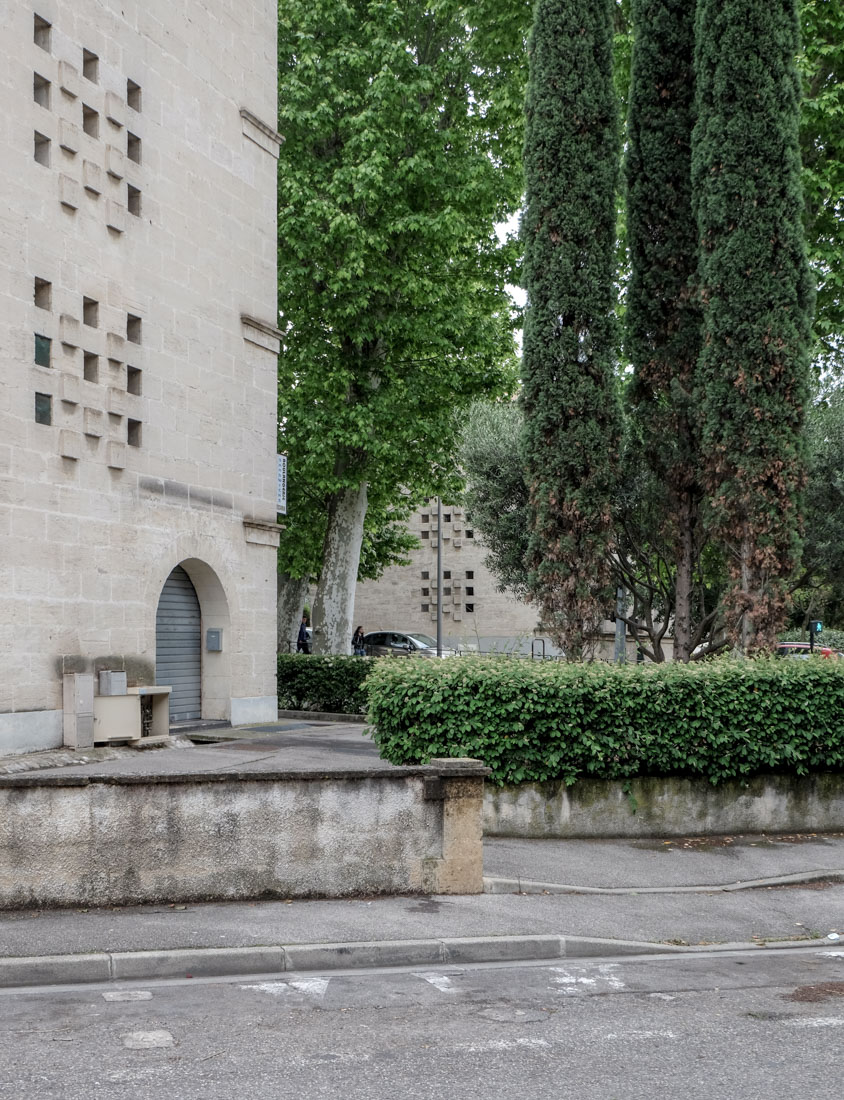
[[625, 0, 703, 662], [521, 0, 622, 658], [692, 0, 814, 652]]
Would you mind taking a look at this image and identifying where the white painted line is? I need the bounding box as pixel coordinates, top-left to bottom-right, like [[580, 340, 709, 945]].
[[819, 952, 844, 958], [241, 978, 330, 1000], [121, 1030, 174, 1049], [102, 991, 152, 1002], [604, 1030, 676, 1040], [785, 1017, 844, 1028], [451, 1037, 551, 1054], [550, 963, 626, 993], [415, 973, 455, 993]]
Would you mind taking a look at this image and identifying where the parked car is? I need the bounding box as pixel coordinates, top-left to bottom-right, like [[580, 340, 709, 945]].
[[775, 642, 840, 659], [363, 631, 459, 658]]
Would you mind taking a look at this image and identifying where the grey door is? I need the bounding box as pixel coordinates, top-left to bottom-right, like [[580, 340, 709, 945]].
[[156, 565, 201, 721]]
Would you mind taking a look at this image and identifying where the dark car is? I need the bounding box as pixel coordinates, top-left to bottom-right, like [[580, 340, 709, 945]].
[[363, 631, 458, 658]]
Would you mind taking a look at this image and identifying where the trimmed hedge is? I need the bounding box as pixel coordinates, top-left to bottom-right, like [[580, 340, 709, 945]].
[[365, 657, 844, 787], [277, 654, 375, 714]]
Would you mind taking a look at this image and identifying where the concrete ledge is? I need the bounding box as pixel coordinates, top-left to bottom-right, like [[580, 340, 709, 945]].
[[483, 869, 844, 896], [441, 935, 564, 964], [283, 939, 443, 972], [111, 946, 285, 981], [0, 952, 111, 988], [277, 709, 366, 723], [484, 772, 844, 839]]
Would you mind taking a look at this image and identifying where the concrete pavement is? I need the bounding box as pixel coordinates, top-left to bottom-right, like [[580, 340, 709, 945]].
[[0, 719, 842, 987]]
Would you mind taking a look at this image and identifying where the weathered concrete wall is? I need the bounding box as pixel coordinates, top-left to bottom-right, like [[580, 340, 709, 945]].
[[484, 773, 844, 839], [0, 764, 486, 908]]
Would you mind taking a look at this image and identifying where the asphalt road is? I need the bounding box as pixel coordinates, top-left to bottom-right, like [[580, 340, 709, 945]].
[[2, 948, 842, 1099]]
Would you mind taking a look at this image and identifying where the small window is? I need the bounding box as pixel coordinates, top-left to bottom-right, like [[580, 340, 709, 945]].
[[466, 570, 474, 580], [35, 392, 52, 424], [127, 418, 142, 447], [33, 72, 50, 108], [82, 49, 99, 83], [126, 365, 142, 395], [465, 529, 474, 539], [34, 333, 51, 367], [82, 105, 99, 138], [420, 530, 429, 539], [421, 587, 429, 597], [443, 570, 451, 579], [465, 603, 474, 614], [443, 587, 451, 596], [466, 586, 474, 596], [420, 571, 429, 580], [127, 79, 141, 111], [83, 297, 99, 327], [34, 14, 51, 50], [443, 513, 451, 523], [127, 132, 141, 164], [83, 352, 99, 382], [34, 277, 51, 310], [34, 131, 50, 166], [126, 313, 142, 343], [420, 513, 429, 523], [127, 184, 141, 217], [421, 604, 429, 613]]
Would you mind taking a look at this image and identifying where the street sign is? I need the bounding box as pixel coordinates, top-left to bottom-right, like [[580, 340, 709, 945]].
[[276, 454, 287, 515], [809, 620, 823, 633]]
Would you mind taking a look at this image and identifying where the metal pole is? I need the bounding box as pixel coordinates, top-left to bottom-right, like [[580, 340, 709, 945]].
[[614, 586, 626, 663], [436, 496, 443, 657]]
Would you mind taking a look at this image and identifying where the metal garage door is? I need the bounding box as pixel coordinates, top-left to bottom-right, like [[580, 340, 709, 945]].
[[156, 565, 201, 721]]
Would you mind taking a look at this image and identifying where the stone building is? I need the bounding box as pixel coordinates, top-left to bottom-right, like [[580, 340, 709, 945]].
[[0, 1, 282, 756]]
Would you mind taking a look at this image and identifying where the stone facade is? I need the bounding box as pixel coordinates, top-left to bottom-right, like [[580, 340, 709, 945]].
[[0, 1, 281, 755]]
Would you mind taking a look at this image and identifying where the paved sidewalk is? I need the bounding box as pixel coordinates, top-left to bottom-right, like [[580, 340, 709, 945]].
[[1, 721, 842, 986]]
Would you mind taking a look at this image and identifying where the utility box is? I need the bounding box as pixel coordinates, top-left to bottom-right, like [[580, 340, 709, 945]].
[[93, 694, 141, 743], [206, 628, 223, 652], [99, 670, 128, 696], [128, 686, 172, 744], [63, 672, 95, 749]]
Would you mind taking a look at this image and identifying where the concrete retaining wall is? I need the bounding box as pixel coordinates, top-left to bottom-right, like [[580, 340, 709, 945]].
[[484, 772, 844, 838], [0, 762, 486, 909]]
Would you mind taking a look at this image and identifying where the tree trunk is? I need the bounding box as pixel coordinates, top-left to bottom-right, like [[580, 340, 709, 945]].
[[277, 572, 310, 654], [673, 495, 696, 662], [311, 483, 368, 654]]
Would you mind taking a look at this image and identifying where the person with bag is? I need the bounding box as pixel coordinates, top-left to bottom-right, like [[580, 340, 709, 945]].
[[352, 626, 366, 656]]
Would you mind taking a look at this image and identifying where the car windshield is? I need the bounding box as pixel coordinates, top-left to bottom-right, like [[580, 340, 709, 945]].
[[408, 634, 438, 648]]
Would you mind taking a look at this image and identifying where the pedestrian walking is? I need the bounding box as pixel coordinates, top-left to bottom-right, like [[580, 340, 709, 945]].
[[297, 615, 311, 654], [352, 626, 366, 656]]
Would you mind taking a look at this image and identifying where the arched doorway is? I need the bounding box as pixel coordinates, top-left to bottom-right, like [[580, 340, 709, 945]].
[[156, 565, 202, 721]]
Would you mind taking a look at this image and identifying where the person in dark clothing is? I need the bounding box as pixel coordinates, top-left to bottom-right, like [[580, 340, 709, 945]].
[[297, 615, 311, 654], [352, 626, 366, 656]]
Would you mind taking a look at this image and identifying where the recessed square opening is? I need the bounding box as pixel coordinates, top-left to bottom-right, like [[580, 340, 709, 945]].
[[34, 333, 51, 367], [421, 570, 429, 580], [443, 513, 451, 523], [421, 587, 429, 597], [466, 586, 474, 596], [443, 570, 451, 579], [126, 365, 142, 395], [465, 603, 474, 614], [82, 49, 99, 83], [34, 278, 52, 310], [33, 72, 51, 108], [421, 513, 429, 523], [82, 297, 99, 327], [127, 418, 142, 447], [83, 352, 99, 382], [35, 392, 52, 424], [126, 132, 141, 164], [466, 570, 474, 580], [127, 183, 141, 216], [82, 105, 99, 138], [421, 604, 429, 612], [420, 530, 429, 539], [34, 131, 50, 166], [127, 79, 141, 112], [443, 587, 452, 596], [126, 313, 142, 344], [465, 529, 474, 539], [34, 14, 51, 50]]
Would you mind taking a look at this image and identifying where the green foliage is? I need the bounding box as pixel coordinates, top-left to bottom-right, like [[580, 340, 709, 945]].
[[276, 0, 528, 584], [459, 400, 530, 600], [366, 657, 844, 786], [520, 0, 622, 657], [692, 0, 814, 651], [800, 0, 844, 372], [277, 654, 375, 714]]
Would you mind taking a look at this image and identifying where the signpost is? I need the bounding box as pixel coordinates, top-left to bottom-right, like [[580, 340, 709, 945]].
[[276, 454, 287, 516], [808, 619, 823, 654]]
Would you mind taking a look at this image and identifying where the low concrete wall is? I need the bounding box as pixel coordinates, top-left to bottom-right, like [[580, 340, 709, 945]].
[[484, 772, 844, 838], [0, 761, 486, 909]]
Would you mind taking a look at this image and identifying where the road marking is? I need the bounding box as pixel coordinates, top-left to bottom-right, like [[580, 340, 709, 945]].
[[102, 991, 152, 1002], [452, 1037, 551, 1054], [241, 978, 330, 1000], [784, 1017, 844, 1028], [550, 963, 626, 994], [414, 973, 455, 993], [121, 1030, 174, 1049], [819, 952, 844, 958], [603, 1030, 676, 1040]]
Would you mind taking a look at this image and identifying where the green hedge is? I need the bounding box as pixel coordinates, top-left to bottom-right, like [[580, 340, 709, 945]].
[[277, 654, 375, 714], [365, 657, 844, 786]]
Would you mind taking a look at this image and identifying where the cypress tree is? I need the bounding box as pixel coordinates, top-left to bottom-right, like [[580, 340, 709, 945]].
[[521, 0, 621, 658], [625, 0, 702, 662], [693, 0, 814, 651]]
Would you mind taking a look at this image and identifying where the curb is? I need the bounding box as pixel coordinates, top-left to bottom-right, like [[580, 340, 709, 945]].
[[276, 710, 367, 724], [0, 933, 825, 991], [483, 869, 844, 896]]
